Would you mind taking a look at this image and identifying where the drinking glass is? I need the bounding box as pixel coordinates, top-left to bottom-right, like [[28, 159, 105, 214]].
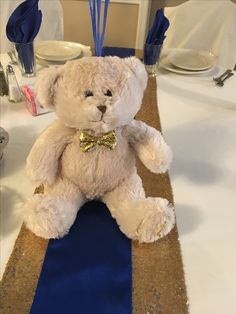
[[143, 44, 163, 77], [14, 41, 36, 77]]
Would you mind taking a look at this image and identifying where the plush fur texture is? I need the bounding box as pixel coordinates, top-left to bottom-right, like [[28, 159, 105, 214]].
[[24, 56, 175, 242]]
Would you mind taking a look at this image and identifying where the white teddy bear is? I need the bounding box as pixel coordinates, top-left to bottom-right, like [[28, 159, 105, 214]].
[[24, 56, 175, 243]]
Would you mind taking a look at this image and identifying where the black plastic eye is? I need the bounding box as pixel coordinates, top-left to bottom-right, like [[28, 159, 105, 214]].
[[84, 90, 93, 97], [104, 89, 112, 97]]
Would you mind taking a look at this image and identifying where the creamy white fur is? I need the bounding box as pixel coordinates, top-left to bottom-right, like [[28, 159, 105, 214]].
[[24, 56, 175, 242]]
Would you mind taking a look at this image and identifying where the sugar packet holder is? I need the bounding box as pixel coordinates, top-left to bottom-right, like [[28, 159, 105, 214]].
[[22, 84, 50, 116]]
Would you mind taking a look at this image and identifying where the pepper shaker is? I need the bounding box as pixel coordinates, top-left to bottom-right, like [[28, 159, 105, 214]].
[[0, 62, 8, 96], [6, 65, 23, 102]]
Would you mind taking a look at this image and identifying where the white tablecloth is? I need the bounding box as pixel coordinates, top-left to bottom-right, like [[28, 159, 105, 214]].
[[1, 52, 236, 314], [157, 65, 236, 314], [0, 54, 56, 281]]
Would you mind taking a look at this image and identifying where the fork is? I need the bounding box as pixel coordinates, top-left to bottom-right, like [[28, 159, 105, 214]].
[[216, 72, 234, 87], [213, 69, 232, 83]]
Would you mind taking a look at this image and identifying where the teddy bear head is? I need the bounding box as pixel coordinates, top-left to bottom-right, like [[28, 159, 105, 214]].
[[36, 56, 147, 134]]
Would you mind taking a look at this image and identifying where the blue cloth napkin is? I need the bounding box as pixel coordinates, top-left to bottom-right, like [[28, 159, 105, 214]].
[[6, 0, 42, 75], [144, 9, 169, 65], [6, 0, 42, 43], [145, 9, 169, 45]]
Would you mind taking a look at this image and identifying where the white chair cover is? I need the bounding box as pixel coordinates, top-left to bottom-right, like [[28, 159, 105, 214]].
[[164, 0, 236, 69], [0, 0, 64, 53]]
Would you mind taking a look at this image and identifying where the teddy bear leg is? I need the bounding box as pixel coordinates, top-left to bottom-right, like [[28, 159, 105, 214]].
[[23, 177, 86, 239], [102, 172, 175, 243]]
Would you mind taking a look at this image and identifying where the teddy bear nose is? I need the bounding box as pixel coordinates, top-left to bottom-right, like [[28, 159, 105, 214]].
[[97, 105, 107, 114]]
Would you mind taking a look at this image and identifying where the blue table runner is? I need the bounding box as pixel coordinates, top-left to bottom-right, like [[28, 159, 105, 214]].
[[30, 47, 135, 314]]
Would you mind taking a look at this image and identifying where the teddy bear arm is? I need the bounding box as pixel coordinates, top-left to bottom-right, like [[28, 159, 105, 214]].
[[124, 120, 172, 173], [26, 120, 75, 186]]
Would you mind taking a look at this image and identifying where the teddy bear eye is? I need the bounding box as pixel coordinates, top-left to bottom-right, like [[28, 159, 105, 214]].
[[104, 89, 112, 97], [84, 90, 93, 97]]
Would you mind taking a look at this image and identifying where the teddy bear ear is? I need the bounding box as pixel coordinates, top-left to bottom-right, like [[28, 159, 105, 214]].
[[35, 66, 64, 109], [124, 56, 148, 90]]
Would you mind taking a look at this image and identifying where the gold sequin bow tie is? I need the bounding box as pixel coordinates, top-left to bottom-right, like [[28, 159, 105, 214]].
[[79, 130, 117, 152]]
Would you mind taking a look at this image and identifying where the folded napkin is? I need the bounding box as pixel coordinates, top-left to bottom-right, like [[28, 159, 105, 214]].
[[6, 0, 42, 75], [6, 0, 42, 44], [145, 9, 170, 45], [144, 9, 169, 66]]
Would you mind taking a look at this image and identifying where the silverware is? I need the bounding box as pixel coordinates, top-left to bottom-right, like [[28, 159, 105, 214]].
[[7, 51, 17, 65], [216, 72, 234, 87], [213, 69, 232, 83]]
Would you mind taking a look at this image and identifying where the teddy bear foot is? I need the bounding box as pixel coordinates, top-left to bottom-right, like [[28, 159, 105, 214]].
[[23, 194, 79, 239], [135, 197, 175, 243]]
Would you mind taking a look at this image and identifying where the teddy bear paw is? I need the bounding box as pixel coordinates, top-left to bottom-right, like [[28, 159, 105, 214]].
[[136, 197, 175, 243], [23, 194, 77, 239]]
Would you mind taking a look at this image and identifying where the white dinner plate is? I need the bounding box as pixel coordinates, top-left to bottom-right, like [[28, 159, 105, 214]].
[[168, 48, 216, 71], [160, 54, 215, 75], [35, 41, 82, 62]]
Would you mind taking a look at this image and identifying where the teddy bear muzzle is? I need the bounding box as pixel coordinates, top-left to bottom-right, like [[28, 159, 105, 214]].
[[97, 105, 107, 114]]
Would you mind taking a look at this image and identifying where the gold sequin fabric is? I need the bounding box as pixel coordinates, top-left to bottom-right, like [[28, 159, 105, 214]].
[[79, 130, 117, 152]]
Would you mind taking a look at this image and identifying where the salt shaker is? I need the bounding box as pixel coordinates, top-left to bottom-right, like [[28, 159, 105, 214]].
[[6, 65, 23, 102]]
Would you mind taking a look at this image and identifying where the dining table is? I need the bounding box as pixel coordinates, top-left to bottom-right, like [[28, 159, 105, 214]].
[[0, 49, 236, 314], [157, 62, 236, 314]]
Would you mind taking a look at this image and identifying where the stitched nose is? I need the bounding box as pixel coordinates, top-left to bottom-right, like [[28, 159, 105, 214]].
[[97, 105, 106, 114]]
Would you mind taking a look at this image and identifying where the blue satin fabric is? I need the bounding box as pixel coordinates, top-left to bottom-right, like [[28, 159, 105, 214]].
[[30, 48, 134, 314], [102, 47, 135, 58], [30, 202, 132, 314]]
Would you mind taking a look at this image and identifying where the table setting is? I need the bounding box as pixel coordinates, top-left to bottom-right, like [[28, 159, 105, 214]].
[[1, 1, 236, 314], [161, 48, 217, 75]]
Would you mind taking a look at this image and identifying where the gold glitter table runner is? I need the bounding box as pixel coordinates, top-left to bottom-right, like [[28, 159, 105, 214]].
[[133, 78, 188, 313], [0, 73, 188, 314]]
